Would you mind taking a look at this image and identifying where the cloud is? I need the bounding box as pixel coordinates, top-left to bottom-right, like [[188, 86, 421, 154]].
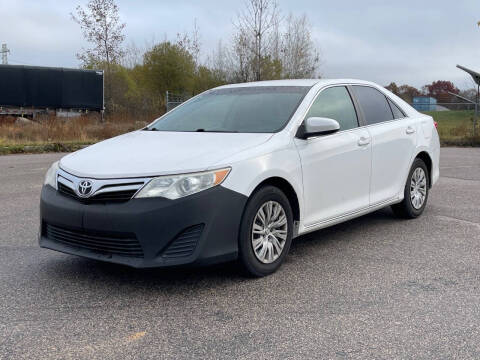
[[1, 0, 479, 89]]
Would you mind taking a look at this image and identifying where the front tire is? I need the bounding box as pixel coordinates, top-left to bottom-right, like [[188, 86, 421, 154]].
[[238, 186, 293, 277], [391, 158, 429, 219]]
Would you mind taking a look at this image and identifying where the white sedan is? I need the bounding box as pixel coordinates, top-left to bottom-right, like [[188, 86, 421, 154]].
[[40, 79, 440, 277]]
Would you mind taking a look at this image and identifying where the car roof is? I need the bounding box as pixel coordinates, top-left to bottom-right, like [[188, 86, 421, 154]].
[[215, 79, 379, 89]]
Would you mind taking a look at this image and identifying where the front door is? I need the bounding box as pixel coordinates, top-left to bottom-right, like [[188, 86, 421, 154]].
[[295, 86, 372, 227]]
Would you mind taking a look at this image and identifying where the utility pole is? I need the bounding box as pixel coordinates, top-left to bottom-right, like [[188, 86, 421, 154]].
[[456, 65, 480, 137], [1, 44, 10, 64]]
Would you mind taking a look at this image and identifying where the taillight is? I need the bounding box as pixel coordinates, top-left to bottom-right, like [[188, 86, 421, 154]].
[[434, 121, 438, 129]]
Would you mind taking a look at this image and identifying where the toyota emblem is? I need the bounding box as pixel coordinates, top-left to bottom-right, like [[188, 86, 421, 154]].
[[77, 180, 93, 197]]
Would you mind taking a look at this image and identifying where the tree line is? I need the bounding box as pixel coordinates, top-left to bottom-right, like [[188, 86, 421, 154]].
[[386, 81, 478, 106], [72, 0, 478, 118], [72, 0, 321, 117]]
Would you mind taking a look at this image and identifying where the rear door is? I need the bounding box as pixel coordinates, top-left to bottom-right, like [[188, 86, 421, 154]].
[[351, 85, 417, 205], [295, 86, 371, 227]]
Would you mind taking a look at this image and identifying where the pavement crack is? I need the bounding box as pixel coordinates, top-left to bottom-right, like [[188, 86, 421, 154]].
[[434, 215, 480, 230], [440, 176, 480, 182]]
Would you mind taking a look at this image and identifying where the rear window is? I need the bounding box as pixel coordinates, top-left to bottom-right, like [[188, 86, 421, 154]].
[[352, 86, 393, 125]]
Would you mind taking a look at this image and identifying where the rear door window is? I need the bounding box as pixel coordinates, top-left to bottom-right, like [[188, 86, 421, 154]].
[[352, 86, 393, 125], [306, 86, 358, 131]]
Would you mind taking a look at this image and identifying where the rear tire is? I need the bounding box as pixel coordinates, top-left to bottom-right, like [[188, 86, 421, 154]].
[[238, 186, 293, 277], [391, 158, 429, 219]]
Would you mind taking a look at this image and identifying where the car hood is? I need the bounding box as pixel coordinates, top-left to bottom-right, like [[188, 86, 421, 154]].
[[60, 131, 273, 179]]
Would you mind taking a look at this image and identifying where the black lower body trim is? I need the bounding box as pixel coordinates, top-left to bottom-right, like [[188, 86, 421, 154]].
[[161, 224, 204, 258], [43, 223, 144, 258], [39, 184, 247, 268]]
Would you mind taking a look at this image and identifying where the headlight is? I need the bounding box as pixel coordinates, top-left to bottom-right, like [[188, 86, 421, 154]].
[[44, 161, 59, 189], [135, 168, 231, 200]]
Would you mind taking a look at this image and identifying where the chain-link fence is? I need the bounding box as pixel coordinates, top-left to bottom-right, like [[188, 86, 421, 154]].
[[165, 91, 191, 112], [411, 100, 479, 144]]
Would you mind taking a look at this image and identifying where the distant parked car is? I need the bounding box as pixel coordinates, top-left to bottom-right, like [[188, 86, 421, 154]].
[[39, 79, 440, 277]]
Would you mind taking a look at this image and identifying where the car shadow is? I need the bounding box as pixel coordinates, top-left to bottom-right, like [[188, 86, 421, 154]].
[[291, 207, 396, 251], [40, 207, 399, 291]]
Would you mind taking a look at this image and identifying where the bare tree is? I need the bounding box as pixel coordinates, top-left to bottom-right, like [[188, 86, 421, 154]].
[[280, 14, 320, 78], [232, 30, 253, 82], [234, 0, 280, 81], [176, 19, 202, 67], [270, 18, 281, 62], [122, 41, 143, 68], [207, 40, 230, 82], [71, 0, 126, 68], [71, 0, 126, 115], [231, 1, 321, 81]]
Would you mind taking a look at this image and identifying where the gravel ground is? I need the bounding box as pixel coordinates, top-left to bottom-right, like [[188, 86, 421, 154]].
[[0, 148, 479, 359]]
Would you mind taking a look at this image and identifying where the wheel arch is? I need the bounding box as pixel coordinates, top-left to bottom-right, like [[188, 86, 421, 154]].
[[251, 177, 301, 223], [414, 150, 433, 188]]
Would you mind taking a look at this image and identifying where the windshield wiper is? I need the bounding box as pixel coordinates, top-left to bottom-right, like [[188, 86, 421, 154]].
[[145, 128, 238, 133], [194, 129, 238, 133]]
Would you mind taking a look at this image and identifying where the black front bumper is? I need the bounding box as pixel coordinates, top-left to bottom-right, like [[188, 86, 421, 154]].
[[39, 184, 247, 268]]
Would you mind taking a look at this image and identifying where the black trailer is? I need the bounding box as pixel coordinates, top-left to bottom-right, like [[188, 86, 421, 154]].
[[0, 65, 104, 118]]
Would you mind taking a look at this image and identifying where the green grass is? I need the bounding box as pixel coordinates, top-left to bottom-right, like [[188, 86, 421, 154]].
[[423, 110, 479, 146], [0, 141, 95, 155]]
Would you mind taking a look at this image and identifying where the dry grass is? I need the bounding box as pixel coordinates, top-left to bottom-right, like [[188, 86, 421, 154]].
[[0, 113, 154, 147], [424, 110, 480, 146]]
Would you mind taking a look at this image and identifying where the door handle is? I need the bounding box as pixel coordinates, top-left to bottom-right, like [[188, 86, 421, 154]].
[[406, 126, 416, 134], [358, 136, 370, 146]]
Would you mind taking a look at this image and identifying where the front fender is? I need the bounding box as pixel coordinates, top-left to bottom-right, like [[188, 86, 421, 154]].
[[220, 146, 304, 221]]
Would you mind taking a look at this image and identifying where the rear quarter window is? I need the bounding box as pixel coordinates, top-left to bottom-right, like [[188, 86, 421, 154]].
[[387, 98, 406, 119], [352, 86, 393, 125]]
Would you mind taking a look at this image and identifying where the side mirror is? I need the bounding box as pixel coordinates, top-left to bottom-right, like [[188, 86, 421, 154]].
[[297, 117, 340, 139]]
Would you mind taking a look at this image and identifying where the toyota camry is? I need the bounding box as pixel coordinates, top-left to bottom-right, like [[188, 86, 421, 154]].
[[39, 79, 440, 277]]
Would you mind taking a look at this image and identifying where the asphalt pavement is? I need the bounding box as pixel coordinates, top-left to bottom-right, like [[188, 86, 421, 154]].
[[0, 148, 479, 359]]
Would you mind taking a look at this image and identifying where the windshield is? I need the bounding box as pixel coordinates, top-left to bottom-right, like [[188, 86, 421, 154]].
[[148, 86, 310, 133]]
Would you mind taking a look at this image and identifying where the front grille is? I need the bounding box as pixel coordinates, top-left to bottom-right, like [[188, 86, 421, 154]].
[[88, 190, 138, 202], [58, 182, 76, 197], [58, 183, 137, 204], [162, 224, 204, 258], [44, 223, 144, 258]]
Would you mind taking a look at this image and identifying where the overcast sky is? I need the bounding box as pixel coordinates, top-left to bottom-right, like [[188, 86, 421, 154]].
[[1, 0, 479, 89]]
